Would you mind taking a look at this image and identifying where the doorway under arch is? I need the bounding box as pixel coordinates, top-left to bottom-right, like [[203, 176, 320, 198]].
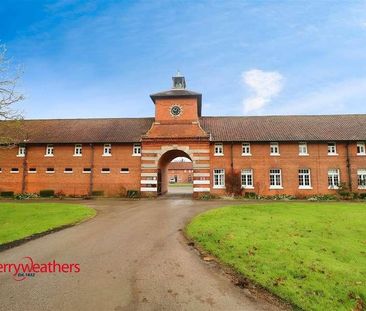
[[157, 149, 193, 196]]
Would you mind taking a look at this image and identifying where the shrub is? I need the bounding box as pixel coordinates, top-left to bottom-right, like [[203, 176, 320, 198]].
[[336, 183, 352, 199], [359, 193, 366, 200], [307, 194, 338, 201], [243, 192, 257, 199], [39, 189, 55, 197], [126, 190, 140, 198], [55, 190, 66, 199], [197, 193, 218, 200], [1, 191, 14, 198], [92, 190, 104, 196], [14, 193, 39, 200]]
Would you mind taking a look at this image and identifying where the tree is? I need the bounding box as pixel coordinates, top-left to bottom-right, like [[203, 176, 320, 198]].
[[0, 45, 24, 146]]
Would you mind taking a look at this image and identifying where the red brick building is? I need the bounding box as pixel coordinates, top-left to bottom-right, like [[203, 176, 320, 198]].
[[168, 161, 193, 184], [0, 73, 366, 197]]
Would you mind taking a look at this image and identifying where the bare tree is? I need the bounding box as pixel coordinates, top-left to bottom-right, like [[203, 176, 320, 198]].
[[0, 44, 24, 146]]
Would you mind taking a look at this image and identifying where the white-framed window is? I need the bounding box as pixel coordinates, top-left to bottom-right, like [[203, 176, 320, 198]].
[[357, 169, 366, 189], [45, 144, 54, 157], [214, 143, 224, 156], [269, 169, 282, 189], [270, 142, 280, 155], [132, 143, 141, 156], [357, 142, 366, 155], [299, 142, 308, 155], [10, 168, 19, 174], [74, 144, 82, 156], [120, 168, 129, 174], [103, 144, 112, 156], [83, 168, 92, 174], [328, 169, 340, 189], [17, 146, 26, 157], [46, 167, 55, 174], [101, 168, 110, 174], [298, 169, 312, 189], [64, 168, 73, 174], [28, 167, 37, 174], [0, 168, 2, 173], [242, 142, 251, 156], [327, 142, 337, 155], [213, 169, 225, 188], [241, 169, 254, 189]]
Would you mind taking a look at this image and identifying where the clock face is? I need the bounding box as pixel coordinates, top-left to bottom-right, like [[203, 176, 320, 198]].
[[170, 105, 182, 117]]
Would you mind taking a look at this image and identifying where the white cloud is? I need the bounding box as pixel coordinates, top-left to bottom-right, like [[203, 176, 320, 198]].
[[242, 69, 284, 113]]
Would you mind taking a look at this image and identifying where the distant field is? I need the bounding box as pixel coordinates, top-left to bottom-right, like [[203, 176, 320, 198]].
[[168, 183, 193, 187], [0, 202, 96, 245], [186, 202, 366, 310]]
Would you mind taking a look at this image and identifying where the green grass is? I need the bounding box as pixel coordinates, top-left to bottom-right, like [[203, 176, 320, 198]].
[[0, 202, 96, 245], [168, 183, 193, 187], [186, 202, 366, 311]]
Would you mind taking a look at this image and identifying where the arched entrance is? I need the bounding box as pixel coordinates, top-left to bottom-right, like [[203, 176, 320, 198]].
[[157, 149, 192, 196]]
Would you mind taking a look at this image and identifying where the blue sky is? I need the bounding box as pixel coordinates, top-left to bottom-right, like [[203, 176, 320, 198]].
[[1, 0, 366, 119]]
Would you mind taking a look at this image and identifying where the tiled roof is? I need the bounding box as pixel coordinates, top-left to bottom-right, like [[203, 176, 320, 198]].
[[1, 118, 154, 144], [1, 114, 366, 144], [200, 115, 366, 142], [168, 162, 193, 170]]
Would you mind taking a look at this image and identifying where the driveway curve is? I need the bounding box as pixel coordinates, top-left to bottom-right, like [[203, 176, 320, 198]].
[[0, 198, 283, 311]]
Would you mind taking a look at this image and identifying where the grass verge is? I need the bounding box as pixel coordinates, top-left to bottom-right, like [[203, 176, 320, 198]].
[[186, 202, 366, 310], [0, 202, 96, 245]]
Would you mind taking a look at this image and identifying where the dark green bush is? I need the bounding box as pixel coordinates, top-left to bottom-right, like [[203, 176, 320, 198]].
[[1, 191, 14, 197], [127, 190, 140, 198], [243, 192, 257, 199], [39, 189, 55, 197], [359, 193, 366, 200], [92, 190, 104, 196]]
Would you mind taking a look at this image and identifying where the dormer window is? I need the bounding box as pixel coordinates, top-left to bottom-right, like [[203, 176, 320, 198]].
[[214, 143, 224, 156], [45, 144, 54, 157], [133, 143, 141, 156], [103, 144, 111, 156], [17, 146, 26, 157]]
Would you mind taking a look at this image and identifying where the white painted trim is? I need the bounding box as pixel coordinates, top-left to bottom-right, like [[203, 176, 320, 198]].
[[192, 156, 210, 160], [141, 180, 157, 184], [141, 164, 157, 168], [132, 154, 141, 157], [190, 149, 210, 153], [241, 153, 252, 156], [242, 186, 254, 189], [73, 154, 82, 157], [16, 154, 25, 158], [44, 154, 54, 157], [193, 173, 210, 177], [193, 180, 210, 185], [141, 157, 157, 161], [141, 172, 158, 177], [193, 187, 210, 192], [102, 154, 112, 157], [193, 164, 210, 168], [298, 186, 313, 190], [140, 187, 157, 192], [269, 186, 283, 190]]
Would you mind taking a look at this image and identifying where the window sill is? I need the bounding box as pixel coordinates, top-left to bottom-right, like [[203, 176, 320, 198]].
[[356, 153, 366, 156], [64, 172, 73, 174], [299, 153, 309, 156], [44, 155, 54, 157], [10, 172, 19, 174], [102, 154, 112, 157], [269, 186, 283, 190], [241, 153, 252, 156], [213, 186, 225, 189], [132, 154, 141, 157], [46, 172, 55, 174], [101, 172, 110, 174], [82, 171, 91, 174], [298, 186, 313, 190], [328, 186, 339, 190], [120, 171, 130, 174], [214, 154, 224, 157], [16, 155, 25, 158], [327, 153, 338, 156], [242, 186, 254, 189], [358, 186, 366, 190], [28, 171, 37, 174], [73, 154, 82, 157], [270, 154, 280, 157]]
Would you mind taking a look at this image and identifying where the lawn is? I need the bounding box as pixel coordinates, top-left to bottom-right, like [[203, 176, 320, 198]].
[[0, 202, 96, 245], [186, 202, 366, 311]]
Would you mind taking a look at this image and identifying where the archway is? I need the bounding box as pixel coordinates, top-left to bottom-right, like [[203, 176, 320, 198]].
[[157, 149, 193, 196]]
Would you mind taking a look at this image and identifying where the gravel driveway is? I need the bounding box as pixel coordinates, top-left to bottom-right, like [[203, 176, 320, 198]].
[[0, 198, 283, 311]]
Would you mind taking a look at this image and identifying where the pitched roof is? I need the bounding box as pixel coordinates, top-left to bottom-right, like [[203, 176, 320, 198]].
[[0, 118, 154, 144], [199, 115, 366, 142], [1, 114, 365, 144], [168, 161, 193, 170]]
